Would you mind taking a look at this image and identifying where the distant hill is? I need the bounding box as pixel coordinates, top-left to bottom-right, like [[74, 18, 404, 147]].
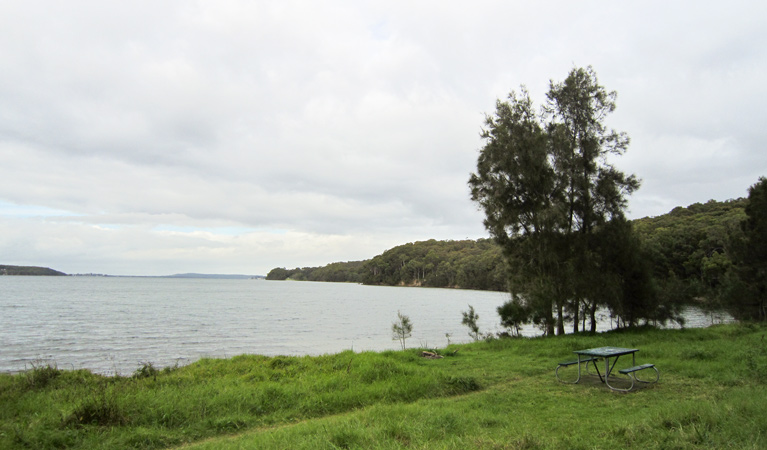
[[0, 265, 67, 276], [164, 273, 264, 279]]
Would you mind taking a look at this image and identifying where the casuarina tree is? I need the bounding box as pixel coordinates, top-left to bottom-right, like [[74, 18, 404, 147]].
[[391, 311, 413, 350], [470, 66, 641, 334], [461, 305, 481, 341]]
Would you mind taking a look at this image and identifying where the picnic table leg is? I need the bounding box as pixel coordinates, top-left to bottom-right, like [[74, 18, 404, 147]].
[[575, 356, 603, 383], [605, 354, 644, 392], [556, 358, 583, 384], [609, 356, 622, 377], [634, 366, 660, 384], [591, 360, 602, 382], [605, 370, 635, 392]]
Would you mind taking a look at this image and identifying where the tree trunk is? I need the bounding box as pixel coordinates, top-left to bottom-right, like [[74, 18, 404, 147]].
[[572, 299, 579, 333], [546, 301, 556, 336]]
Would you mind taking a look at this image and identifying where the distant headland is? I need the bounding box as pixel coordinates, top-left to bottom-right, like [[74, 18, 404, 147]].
[[161, 273, 264, 280], [0, 266, 266, 279], [0, 265, 67, 276]]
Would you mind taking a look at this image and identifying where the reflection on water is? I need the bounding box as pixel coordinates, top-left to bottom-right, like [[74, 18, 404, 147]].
[[0, 277, 733, 375]]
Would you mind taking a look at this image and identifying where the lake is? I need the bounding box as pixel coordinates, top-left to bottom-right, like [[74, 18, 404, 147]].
[[0, 276, 733, 375]]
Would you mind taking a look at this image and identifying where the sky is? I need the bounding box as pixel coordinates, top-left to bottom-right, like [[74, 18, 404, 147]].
[[1, 1, 765, 276]]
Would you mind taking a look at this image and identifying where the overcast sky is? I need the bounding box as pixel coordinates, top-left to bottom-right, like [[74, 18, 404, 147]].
[[1, 1, 765, 276]]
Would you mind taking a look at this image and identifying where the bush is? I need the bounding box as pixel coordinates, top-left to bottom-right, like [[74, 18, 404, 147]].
[[133, 362, 160, 380], [25, 362, 62, 389]]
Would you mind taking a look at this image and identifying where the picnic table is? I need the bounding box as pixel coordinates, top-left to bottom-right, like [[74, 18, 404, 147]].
[[556, 346, 659, 392]]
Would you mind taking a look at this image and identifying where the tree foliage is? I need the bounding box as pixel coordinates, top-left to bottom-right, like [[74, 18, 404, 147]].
[[461, 305, 481, 341], [633, 198, 747, 314], [497, 298, 530, 337], [726, 178, 767, 320], [470, 66, 641, 334], [633, 184, 766, 323], [391, 311, 413, 350]]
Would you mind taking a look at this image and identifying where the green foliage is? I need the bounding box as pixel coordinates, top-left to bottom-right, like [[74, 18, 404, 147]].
[[467, 85, 559, 333], [363, 239, 507, 290], [266, 262, 368, 282], [133, 362, 160, 380], [634, 197, 752, 319], [726, 177, 767, 320], [391, 311, 413, 350], [461, 305, 481, 341], [497, 298, 530, 336], [634, 198, 747, 289], [592, 217, 677, 328], [265, 267, 302, 280], [306, 260, 367, 283], [469, 66, 641, 335], [23, 362, 62, 390]]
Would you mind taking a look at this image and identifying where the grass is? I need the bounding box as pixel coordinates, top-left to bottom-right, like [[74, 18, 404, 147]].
[[1, 323, 766, 449]]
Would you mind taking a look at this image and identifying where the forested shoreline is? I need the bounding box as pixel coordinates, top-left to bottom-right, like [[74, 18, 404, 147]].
[[267, 238, 507, 291], [267, 197, 753, 315]]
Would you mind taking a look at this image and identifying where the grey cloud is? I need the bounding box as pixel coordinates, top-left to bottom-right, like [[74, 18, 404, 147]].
[[1, 1, 765, 274]]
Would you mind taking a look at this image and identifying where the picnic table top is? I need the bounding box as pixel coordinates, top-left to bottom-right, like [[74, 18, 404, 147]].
[[573, 346, 638, 358]]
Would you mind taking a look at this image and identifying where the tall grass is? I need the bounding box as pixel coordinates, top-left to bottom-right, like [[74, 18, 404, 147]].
[[1, 323, 765, 449], [0, 349, 478, 449]]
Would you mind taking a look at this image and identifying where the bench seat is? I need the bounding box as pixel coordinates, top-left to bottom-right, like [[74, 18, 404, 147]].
[[606, 363, 659, 391], [558, 356, 599, 367], [619, 363, 655, 374], [556, 356, 601, 384]]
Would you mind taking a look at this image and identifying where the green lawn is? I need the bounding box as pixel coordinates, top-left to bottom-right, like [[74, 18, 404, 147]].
[[2, 323, 765, 449]]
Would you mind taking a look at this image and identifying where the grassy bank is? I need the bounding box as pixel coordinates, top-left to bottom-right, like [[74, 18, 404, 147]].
[[2, 324, 766, 449]]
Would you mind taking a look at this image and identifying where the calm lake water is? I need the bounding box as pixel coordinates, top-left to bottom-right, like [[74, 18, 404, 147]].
[[0, 276, 733, 375]]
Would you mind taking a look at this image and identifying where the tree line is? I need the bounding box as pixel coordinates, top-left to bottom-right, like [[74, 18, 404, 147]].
[[266, 238, 508, 291], [267, 193, 762, 324]]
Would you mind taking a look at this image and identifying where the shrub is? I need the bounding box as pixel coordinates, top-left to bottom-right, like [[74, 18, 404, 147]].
[[133, 362, 160, 380], [25, 362, 62, 389]]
